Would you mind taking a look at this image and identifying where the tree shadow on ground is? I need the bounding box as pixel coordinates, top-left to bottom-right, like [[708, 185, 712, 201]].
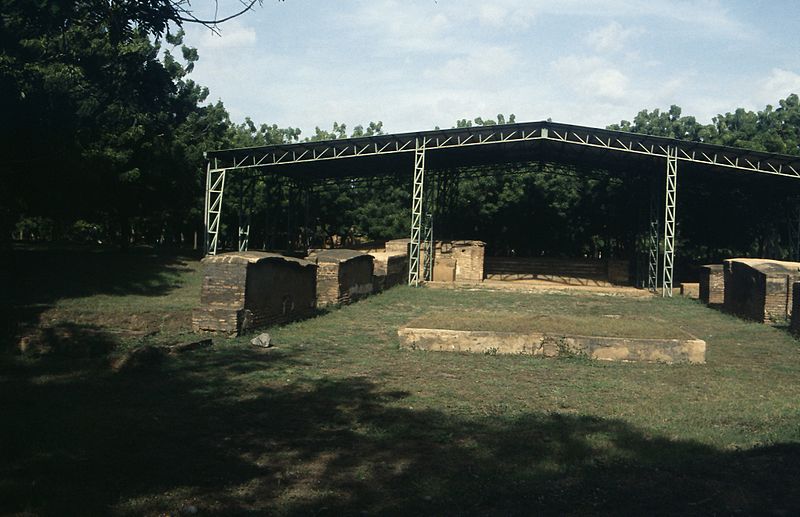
[[1, 245, 199, 351], [1, 328, 798, 516], [7, 245, 198, 307]]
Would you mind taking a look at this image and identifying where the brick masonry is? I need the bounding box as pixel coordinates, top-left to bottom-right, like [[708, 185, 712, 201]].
[[483, 257, 630, 286], [369, 251, 408, 293], [791, 281, 800, 333], [680, 283, 700, 299], [307, 249, 374, 307], [192, 252, 317, 335], [723, 258, 800, 323], [699, 264, 724, 305]]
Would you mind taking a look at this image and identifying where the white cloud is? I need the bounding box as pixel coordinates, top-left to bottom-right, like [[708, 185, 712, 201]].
[[585, 22, 643, 52], [197, 20, 256, 49], [180, 0, 785, 137], [474, 1, 538, 29], [343, 0, 453, 52], [424, 46, 520, 85], [551, 56, 630, 101], [757, 68, 800, 106]]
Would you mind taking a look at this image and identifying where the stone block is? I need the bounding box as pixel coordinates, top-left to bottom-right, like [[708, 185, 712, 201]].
[[397, 327, 705, 364], [433, 257, 456, 282], [192, 252, 317, 335], [680, 283, 700, 299], [723, 258, 800, 323], [307, 249, 374, 307], [699, 264, 724, 305]]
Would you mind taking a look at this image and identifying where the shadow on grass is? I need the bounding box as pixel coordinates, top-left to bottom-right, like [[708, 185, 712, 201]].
[[1, 328, 798, 516], [7, 245, 198, 307], [1, 245, 199, 350]]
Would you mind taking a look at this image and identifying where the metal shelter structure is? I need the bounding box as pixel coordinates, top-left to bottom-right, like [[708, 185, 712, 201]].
[[203, 120, 800, 297]]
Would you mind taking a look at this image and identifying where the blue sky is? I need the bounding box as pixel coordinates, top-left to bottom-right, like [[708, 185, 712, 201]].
[[183, 0, 800, 136]]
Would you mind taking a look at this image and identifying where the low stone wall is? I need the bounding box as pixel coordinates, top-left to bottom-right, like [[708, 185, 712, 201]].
[[723, 258, 800, 323], [370, 251, 408, 292], [449, 241, 485, 282], [484, 257, 630, 286], [680, 283, 699, 299], [192, 252, 317, 335], [308, 249, 374, 307], [397, 327, 706, 364], [791, 281, 800, 333], [699, 264, 724, 305]]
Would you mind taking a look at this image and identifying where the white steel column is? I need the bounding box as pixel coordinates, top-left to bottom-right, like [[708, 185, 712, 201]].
[[206, 167, 226, 256], [238, 221, 250, 251], [237, 179, 250, 252], [408, 139, 425, 286], [203, 162, 211, 254], [648, 186, 659, 292], [662, 146, 678, 297]]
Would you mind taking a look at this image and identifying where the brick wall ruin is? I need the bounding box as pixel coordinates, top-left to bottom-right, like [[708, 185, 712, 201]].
[[791, 281, 800, 333], [307, 249, 374, 307], [192, 252, 317, 334], [369, 251, 408, 293], [385, 238, 485, 283], [483, 257, 630, 286], [723, 258, 800, 323], [699, 264, 725, 305]]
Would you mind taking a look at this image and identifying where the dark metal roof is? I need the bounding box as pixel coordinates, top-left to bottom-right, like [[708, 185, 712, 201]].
[[205, 120, 800, 181]]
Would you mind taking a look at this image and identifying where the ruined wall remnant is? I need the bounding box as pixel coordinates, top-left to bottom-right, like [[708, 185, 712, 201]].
[[483, 257, 630, 286], [307, 249, 374, 306], [699, 264, 725, 305], [791, 281, 800, 333], [369, 251, 408, 292], [680, 283, 700, 299], [192, 252, 317, 335], [723, 258, 800, 323], [449, 240, 485, 282]]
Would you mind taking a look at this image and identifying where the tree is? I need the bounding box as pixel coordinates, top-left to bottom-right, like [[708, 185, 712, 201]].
[[0, 1, 271, 248]]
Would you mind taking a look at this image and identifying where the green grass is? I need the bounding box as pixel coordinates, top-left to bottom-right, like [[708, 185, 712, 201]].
[[2, 247, 800, 515], [405, 304, 688, 338]]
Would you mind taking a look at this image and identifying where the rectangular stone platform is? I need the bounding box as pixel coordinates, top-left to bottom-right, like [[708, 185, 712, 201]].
[[397, 327, 705, 364]]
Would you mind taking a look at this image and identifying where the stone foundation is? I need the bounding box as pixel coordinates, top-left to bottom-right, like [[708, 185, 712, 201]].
[[397, 327, 705, 364]]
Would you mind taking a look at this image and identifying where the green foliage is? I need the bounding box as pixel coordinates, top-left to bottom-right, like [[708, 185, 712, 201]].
[[3, 0, 800, 268], [608, 94, 800, 266]]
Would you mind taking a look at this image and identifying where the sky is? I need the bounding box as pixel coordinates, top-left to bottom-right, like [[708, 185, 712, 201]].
[[182, 0, 800, 136]]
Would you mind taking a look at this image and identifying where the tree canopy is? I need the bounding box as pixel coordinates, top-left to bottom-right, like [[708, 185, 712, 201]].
[[3, 1, 800, 278]]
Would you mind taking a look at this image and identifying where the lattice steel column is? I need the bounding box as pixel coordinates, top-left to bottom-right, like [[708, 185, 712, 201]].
[[422, 213, 434, 281], [408, 139, 426, 286], [662, 146, 678, 297], [648, 182, 659, 292], [238, 219, 250, 251], [205, 165, 226, 256], [203, 162, 211, 254], [237, 179, 250, 252]]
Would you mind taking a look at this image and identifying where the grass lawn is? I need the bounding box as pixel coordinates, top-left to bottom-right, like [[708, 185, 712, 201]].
[[2, 247, 800, 515]]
